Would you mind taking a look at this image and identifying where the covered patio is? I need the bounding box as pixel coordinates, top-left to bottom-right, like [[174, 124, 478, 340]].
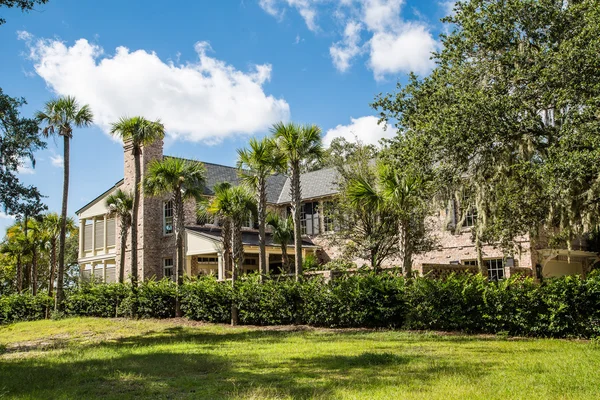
[[537, 249, 600, 278], [184, 226, 319, 280]]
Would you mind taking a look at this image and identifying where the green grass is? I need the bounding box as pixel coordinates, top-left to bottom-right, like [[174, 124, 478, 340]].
[[1, 318, 599, 399]]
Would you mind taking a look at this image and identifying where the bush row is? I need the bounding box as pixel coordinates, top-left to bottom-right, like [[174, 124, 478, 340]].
[[1, 272, 599, 338]]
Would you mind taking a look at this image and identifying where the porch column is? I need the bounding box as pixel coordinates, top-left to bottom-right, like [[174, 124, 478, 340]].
[[103, 214, 108, 254], [78, 218, 85, 258], [217, 253, 224, 280], [318, 200, 325, 234], [91, 218, 97, 256], [265, 252, 270, 274]]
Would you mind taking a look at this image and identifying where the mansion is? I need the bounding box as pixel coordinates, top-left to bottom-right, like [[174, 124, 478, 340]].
[[76, 139, 599, 282]]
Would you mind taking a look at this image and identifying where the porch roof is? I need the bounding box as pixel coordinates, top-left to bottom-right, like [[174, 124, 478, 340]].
[[186, 226, 318, 248]]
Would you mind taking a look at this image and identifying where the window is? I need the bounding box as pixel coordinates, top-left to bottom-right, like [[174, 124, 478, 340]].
[[197, 257, 218, 263], [245, 258, 257, 266], [486, 258, 504, 281], [164, 258, 174, 279], [300, 201, 320, 235], [163, 200, 173, 235], [464, 206, 477, 227], [323, 201, 335, 233]]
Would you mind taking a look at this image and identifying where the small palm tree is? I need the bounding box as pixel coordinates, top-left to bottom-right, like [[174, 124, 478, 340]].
[[36, 96, 93, 310], [347, 165, 428, 278], [110, 116, 164, 300], [266, 212, 294, 274], [105, 189, 133, 284], [40, 213, 76, 297], [272, 122, 323, 281], [197, 182, 233, 276], [144, 157, 206, 316], [237, 137, 283, 281], [207, 184, 256, 325], [5, 222, 28, 292]]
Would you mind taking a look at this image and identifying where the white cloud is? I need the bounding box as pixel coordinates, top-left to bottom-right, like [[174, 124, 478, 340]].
[[439, 1, 456, 17], [330, 20, 363, 72], [323, 116, 396, 147], [0, 211, 16, 220], [50, 154, 64, 168], [17, 158, 35, 175], [260, 0, 437, 79], [369, 24, 436, 80], [22, 35, 290, 144]]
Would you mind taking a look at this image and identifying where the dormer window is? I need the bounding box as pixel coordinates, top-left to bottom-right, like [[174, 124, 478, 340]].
[[164, 200, 173, 235]]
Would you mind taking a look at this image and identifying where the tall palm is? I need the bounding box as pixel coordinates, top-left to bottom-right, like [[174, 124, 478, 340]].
[[105, 189, 133, 284], [347, 165, 428, 278], [40, 213, 75, 297], [237, 137, 283, 281], [144, 157, 206, 316], [197, 182, 233, 276], [207, 184, 256, 325], [272, 122, 323, 281], [266, 212, 294, 274], [36, 96, 93, 310], [110, 116, 164, 299]]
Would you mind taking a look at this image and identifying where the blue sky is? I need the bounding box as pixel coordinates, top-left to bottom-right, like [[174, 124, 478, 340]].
[[0, 0, 453, 232]]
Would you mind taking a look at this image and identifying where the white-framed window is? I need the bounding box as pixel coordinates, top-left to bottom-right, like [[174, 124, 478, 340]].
[[300, 201, 320, 235], [163, 200, 173, 235], [164, 258, 174, 280], [461, 258, 516, 281], [464, 206, 477, 227], [197, 257, 218, 263], [323, 201, 335, 233]]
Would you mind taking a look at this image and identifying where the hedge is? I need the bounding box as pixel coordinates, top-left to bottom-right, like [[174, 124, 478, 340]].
[[1, 272, 599, 338]]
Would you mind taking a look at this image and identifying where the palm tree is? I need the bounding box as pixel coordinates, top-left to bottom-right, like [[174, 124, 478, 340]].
[[144, 157, 206, 316], [5, 222, 28, 292], [197, 182, 233, 276], [237, 137, 283, 281], [272, 122, 323, 281], [36, 96, 93, 310], [105, 189, 133, 284], [110, 116, 164, 301], [266, 212, 294, 274], [40, 213, 76, 297], [207, 184, 256, 325], [347, 165, 428, 278]]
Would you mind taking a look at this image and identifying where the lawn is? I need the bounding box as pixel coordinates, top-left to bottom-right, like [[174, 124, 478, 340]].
[[0, 318, 599, 399]]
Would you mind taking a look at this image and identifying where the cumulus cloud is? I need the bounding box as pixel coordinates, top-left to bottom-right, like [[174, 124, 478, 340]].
[[330, 21, 363, 72], [21, 34, 290, 143], [17, 158, 35, 175], [260, 0, 437, 79], [323, 116, 396, 147], [50, 154, 64, 168]]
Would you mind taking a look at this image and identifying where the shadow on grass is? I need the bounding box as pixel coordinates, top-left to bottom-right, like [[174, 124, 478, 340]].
[[0, 327, 497, 399]]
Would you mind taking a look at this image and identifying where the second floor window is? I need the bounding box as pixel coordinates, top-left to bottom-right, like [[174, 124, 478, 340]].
[[164, 200, 173, 235], [464, 206, 477, 227], [300, 201, 320, 235], [164, 258, 174, 280]]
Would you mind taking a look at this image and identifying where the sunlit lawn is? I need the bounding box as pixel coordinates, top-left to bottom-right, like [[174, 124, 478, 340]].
[[0, 317, 599, 399]]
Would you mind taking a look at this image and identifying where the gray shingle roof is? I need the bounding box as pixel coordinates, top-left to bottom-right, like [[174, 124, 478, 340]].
[[277, 167, 340, 204]]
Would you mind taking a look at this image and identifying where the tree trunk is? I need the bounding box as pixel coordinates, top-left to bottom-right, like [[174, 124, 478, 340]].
[[291, 165, 303, 281], [32, 245, 38, 296], [16, 254, 22, 293], [130, 145, 141, 317], [222, 219, 232, 277], [399, 221, 412, 279], [258, 178, 267, 282], [55, 135, 69, 312], [48, 239, 56, 297], [281, 243, 290, 274], [118, 220, 128, 284], [174, 191, 185, 317], [231, 219, 243, 326], [475, 230, 487, 277]]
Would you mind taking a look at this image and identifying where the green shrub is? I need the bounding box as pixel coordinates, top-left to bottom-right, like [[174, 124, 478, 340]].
[[65, 282, 130, 318], [0, 293, 53, 324], [180, 276, 232, 323], [134, 279, 177, 319]]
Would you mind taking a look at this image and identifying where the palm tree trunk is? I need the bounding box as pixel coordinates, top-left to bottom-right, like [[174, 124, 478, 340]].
[[130, 145, 141, 317], [231, 219, 243, 326], [174, 191, 185, 317], [48, 239, 56, 297], [32, 245, 38, 296], [222, 220, 232, 277], [281, 243, 290, 274], [291, 165, 303, 281], [16, 253, 22, 293], [399, 221, 412, 279], [56, 135, 69, 312], [119, 221, 128, 284], [258, 179, 267, 282]]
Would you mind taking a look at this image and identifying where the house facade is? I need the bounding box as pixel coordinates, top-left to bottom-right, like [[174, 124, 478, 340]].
[[76, 139, 599, 282]]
